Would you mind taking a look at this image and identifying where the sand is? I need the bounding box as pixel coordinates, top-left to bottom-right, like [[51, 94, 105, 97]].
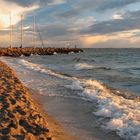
[[0, 60, 51, 139], [30, 90, 78, 140], [0, 60, 77, 140]]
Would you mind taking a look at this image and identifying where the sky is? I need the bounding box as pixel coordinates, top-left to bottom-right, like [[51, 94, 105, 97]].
[[0, 0, 140, 48]]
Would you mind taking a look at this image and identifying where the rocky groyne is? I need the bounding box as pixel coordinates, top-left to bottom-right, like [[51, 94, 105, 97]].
[[0, 61, 52, 140], [0, 47, 83, 57]]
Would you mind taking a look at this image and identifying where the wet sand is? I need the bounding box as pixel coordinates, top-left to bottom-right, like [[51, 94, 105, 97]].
[[34, 94, 123, 140], [0, 60, 76, 140], [31, 89, 78, 140]]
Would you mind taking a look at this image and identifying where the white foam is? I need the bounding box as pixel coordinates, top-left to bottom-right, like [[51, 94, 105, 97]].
[[75, 63, 94, 70], [75, 79, 140, 140], [69, 51, 74, 54], [65, 79, 84, 90], [53, 52, 57, 55], [19, 59, 70, 80]]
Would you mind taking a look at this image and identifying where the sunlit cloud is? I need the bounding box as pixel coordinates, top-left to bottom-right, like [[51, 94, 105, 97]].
[[1, 0, 140, 48], [80, 29, 140, 47], [0, 0, 39, 28], [112, 14, 123, 20]]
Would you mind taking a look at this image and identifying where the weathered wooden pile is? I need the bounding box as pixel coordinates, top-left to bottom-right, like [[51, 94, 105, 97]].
[[0, 47, 83, 57]]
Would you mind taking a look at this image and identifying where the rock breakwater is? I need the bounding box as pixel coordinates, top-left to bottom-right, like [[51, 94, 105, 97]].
[[0, 47, 83, 57]]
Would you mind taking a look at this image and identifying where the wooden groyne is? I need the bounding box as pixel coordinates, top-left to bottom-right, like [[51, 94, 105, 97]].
[[0, 47, 83, 57]]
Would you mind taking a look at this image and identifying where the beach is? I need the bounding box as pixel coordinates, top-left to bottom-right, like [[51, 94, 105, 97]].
[[1, 0, 140, 139], [0, 60, 51, 139], [1, 48, 140, 140], [0, 60, 77, 140]]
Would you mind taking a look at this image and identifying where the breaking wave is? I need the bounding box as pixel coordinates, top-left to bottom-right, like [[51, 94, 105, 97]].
[[19, 59, 140, 140], [69, 79, 140, 140], [75, 63, 94, 70], [74, 63, 111, 70], [19, 59, 71, 80]]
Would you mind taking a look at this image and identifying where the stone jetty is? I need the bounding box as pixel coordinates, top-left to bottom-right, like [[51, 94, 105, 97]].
[[0, 47, 83, 57]]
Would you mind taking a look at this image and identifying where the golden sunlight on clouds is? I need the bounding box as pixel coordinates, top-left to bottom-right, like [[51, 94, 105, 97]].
[[0, 0, 39, 28], [81, 29, 140, 47], [112, 14, 123, 20]]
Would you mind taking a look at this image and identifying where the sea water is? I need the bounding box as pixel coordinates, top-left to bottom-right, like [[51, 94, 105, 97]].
[[2, 48, 140, 140]]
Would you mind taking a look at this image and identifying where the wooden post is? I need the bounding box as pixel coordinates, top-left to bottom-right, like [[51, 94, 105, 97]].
[[33, 15, 36, 48], [10, 13, 12, 48], [20, 15, 23, 48]]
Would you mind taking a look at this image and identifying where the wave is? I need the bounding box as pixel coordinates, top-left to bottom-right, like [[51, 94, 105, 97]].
[[15, 59, 140, 140], [75, 63, 94, 70], [74, 63, 112, 71], [68, 79, 140, 140], [19, 59, 71, 80]]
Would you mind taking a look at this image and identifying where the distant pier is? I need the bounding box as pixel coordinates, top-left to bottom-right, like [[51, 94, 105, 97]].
[[0, 47, 83, 57]]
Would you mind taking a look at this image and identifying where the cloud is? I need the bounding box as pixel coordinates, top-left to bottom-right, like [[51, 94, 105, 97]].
[[5, 0, 66, 7], [80, 9, 140, 36], [98, 0, 140, 11], [56, 9, 81, 18], [112, 14, 123, 20], [81, 16, 140, 35], [48, 0, 66, 6], [41, 25, 69, 37], [124, 10, 140, 19], [69, 16, 95, 32], [1, 0, 140, 48], [0, 0, 39, 28], [80, 29, 140, 47]]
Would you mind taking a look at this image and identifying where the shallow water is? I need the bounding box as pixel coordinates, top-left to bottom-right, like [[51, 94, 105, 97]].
[[2, 48, 140, 140]]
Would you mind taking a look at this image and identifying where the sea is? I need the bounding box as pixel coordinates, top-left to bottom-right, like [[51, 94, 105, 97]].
[[2, 48, 140, 140]]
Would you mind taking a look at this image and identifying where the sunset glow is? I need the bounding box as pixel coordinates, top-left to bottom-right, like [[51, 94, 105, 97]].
[[1, 0, 140, 47]]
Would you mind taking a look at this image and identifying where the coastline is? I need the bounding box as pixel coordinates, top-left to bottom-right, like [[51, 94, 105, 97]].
[[0, 60, 77, 140], [30, 89, 78, 140]]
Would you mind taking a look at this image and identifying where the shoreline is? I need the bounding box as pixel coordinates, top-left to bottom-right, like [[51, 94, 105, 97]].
[[0, 60, 77, 140], [30, 89, 78, 140]]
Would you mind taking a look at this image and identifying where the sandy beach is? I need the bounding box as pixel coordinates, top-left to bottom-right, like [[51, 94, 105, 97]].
[[1, 48, 140, 140], [30, 89, 78, 140], [0, 60, 77, 140]]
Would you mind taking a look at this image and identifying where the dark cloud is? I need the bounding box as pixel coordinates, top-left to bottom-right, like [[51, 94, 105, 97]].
[[55, 9, 80, 18], [6, 0, 139, 9], [42, 25, 69, 37], [55, 0, 102, 19], [98, 0, 140, 11], [5, 0, 53, 7], [125, 10, 140, 19], [30, 24, 74, 38], [67, 0, 140, 13], [55, 0, 140, 19], [80, 14, 140, 35]]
